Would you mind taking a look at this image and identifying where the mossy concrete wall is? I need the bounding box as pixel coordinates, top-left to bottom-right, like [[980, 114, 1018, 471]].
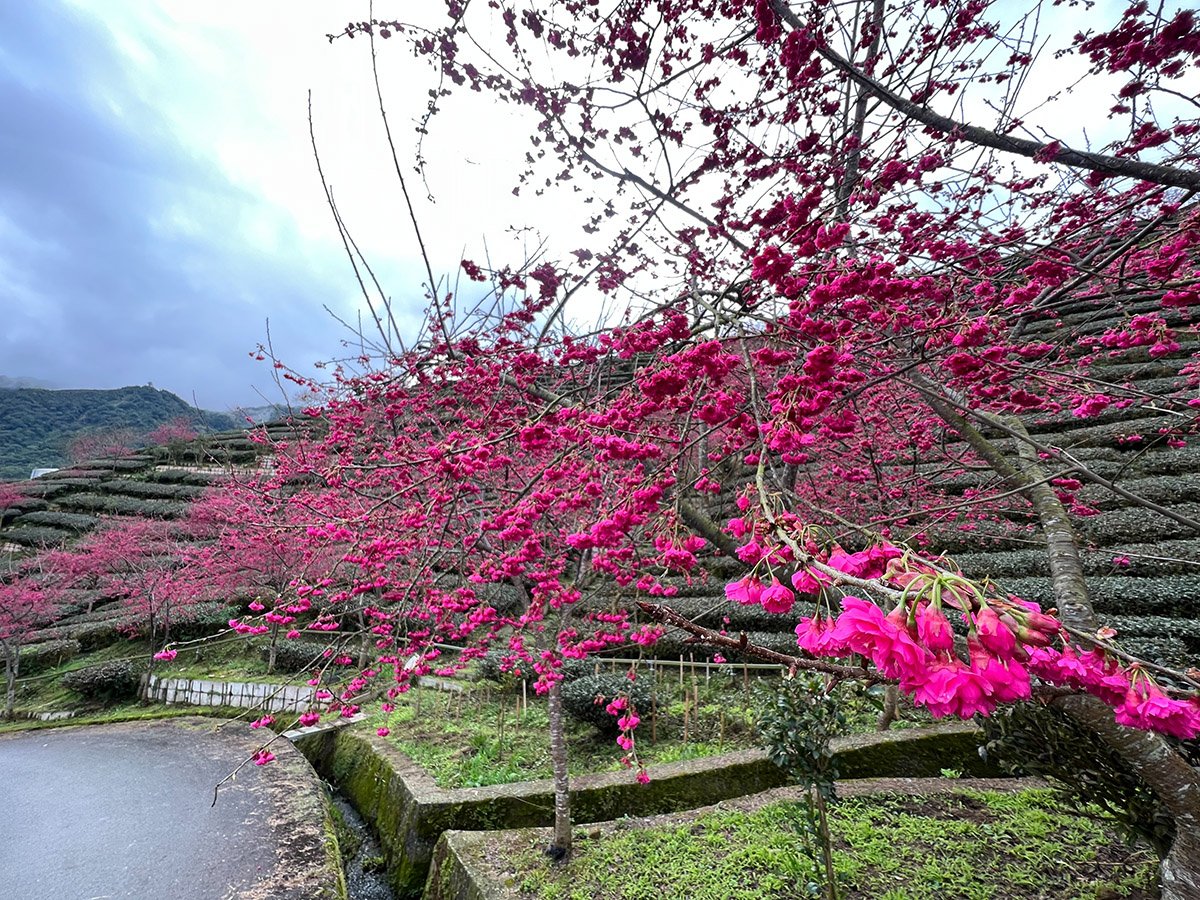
[[295, 723, 995, 899]]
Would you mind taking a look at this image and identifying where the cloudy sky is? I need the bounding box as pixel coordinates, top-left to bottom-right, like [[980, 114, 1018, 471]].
[[0, 2, 1159, 413], [0, 2, 546, 411]]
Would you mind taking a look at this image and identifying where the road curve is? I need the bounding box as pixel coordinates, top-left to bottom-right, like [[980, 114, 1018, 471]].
[[0, 717, 343, 900]]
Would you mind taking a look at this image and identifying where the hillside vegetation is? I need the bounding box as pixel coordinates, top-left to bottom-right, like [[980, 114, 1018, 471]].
[[0, 386, 237, 481]]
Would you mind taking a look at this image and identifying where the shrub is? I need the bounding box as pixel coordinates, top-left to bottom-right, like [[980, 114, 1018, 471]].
[[61, 660, 141, 703], [17, 639, 81, 675], [62, 493, 186, 519], [268, 639, 332, 674], [171, 604, 241, 642], [4, 526, 71, 548], [14, 510, 100, 533], [981, 702, 1176, 857], [560, 673, 652, 734], [62, 621, 122, 651], [476, 651, 592, 688], [97, 480, 207, 501]]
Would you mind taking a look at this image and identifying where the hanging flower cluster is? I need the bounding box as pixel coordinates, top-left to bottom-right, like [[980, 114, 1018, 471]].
[[727, 542, 1199, 738]]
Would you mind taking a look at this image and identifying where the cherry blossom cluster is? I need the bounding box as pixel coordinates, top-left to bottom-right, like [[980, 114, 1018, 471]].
[[727, 541, 1199, 738]]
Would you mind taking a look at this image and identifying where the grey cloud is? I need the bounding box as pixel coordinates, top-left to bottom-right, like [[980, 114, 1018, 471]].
[[0, 3, 390, 411]]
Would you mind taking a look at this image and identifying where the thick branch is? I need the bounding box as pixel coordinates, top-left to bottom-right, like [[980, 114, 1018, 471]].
[[768, 0, 1200, 192], [906, 376, 1200, 533], [639, 600, 882, 681], [1007, 417, 1096, 634]]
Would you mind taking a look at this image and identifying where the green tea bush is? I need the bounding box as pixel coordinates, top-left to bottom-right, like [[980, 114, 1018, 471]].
[[4, 526, 71, 548], [97, 480, 207, 501], [560, 673, 652, 733], [17, 639, 81, 675], [61, 660, 141, 702], [476, 650, 592, 687], [268, 639, 331, 674], [15, 510, 100, 533]]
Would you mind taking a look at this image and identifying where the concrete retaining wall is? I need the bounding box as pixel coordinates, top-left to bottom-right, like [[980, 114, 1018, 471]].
[[296, 723, 997, 900]]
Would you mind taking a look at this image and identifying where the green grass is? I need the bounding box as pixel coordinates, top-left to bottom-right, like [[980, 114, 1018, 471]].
[[513, 789, 1159, 900], [366, 676, 770, 789], [364, 668, 931, 789]]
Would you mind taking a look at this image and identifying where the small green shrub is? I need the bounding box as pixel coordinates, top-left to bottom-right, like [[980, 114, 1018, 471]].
[[268, 639, 331, 674], [560, 673, 652, 733], [66, 621, 123, 651], [61, 660, 141, 702], [171, 604, 240, 642], [18, 639, 81, 675]]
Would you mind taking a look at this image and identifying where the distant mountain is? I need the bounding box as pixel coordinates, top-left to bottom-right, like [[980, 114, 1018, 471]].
[[0, 375, 57, 390], [0, 386, 239, 481]]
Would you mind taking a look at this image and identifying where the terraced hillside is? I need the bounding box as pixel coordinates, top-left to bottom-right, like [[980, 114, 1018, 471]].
[[2, 286, 1196, 686], [0, 423, 306, 654], [577, 292, 1199, 671]]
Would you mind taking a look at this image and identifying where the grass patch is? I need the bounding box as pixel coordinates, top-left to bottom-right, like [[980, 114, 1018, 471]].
[[364, 672, 927, 789], [512, 789, 1159, 900]]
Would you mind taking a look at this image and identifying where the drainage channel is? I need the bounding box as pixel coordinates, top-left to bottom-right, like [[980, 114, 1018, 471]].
[[330, 790, 396, 900]]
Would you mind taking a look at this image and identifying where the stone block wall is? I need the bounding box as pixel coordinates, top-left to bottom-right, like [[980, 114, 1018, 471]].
[[142, 674, 319, 713]]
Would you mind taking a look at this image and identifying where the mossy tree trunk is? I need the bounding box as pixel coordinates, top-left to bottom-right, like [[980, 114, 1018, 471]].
[[916, 379, 1200, 900], [2, 641, 18, 719]]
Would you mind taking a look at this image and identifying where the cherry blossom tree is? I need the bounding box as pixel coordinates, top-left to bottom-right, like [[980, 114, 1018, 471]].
[[205, 0, 1200, 884], [0, 566, 60, 718], [146, 417, 199, 465], [66, 428, 139, 464], [62, 516, 210, 662], [187, 487, 349, 673]]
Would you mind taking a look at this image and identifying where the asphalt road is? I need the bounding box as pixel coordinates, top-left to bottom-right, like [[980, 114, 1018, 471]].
[[0, 717, 334, 900]]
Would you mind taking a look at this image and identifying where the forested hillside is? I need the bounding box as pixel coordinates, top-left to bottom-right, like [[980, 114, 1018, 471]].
[[0, 386, 237, 480]]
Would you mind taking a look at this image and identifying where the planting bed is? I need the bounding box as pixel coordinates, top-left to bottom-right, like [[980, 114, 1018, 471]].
[[432, 782, 1159, 900]]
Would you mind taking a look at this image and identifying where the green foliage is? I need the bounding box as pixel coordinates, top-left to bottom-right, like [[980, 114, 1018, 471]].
[[755, 673, 848, 798], [96, 480, 208, 501], [169, 604, 242, 642], [60, 660, 141, 703], [12, 510, 100, 533], [328, 803, 364, 862], [754, 673, 849, 900], [61, 493, 187, 519], [268, 639, 333, 674], [980, 702, 1176, 857], [475, 650, 591, 688], [17, 639, 81, 675], [0, 385, 237, 480], [4, 526, 71, 548], [560, 673, 652, 734]]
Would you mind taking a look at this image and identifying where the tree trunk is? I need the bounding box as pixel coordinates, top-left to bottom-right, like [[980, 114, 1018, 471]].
[[916, 384, 1200, 898], [3, 644, 18, 720], [875, 685, 899, 731], [1005, 418, 1200, 900], [546, 680, 572, 860]]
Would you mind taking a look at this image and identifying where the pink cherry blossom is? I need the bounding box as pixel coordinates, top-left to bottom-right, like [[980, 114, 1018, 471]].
[[759, 578, 796, 614]]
